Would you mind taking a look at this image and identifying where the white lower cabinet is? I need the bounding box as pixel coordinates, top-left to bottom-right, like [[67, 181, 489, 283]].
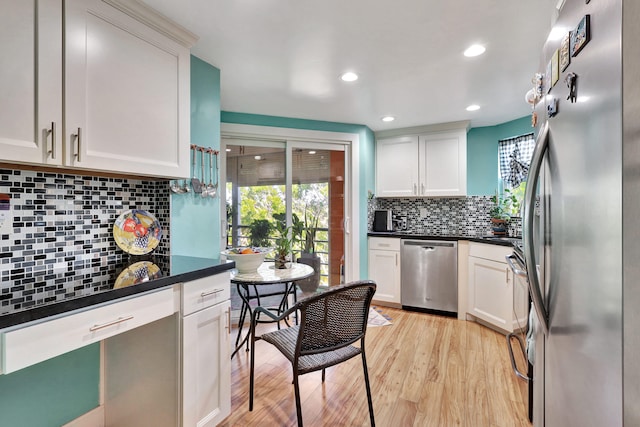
[[368, 237, 401, 305], [467, 243, 527, 333], [180, 273, 232, 427], [182, 299, 231, 427]]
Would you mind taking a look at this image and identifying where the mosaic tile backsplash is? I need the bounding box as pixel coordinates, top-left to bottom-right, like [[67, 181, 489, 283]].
[[0, 168, 170, 313], [368, 196, 523, 237]]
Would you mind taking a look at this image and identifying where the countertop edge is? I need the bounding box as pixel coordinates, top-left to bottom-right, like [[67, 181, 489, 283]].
[[0, 261, 236, 330]]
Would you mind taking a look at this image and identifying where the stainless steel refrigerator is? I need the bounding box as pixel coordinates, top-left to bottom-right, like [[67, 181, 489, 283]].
[[524, 0, 640, 425]]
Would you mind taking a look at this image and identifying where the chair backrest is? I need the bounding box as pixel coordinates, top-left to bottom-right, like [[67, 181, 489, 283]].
[[294, 280, 376, 356]]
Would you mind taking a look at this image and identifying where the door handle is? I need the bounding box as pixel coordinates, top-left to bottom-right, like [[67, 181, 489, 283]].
[[524, 121, 549, 336], [505, 255, 528, 278]]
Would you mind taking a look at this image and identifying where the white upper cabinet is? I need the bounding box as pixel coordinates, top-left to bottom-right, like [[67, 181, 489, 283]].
[[0, 0, 62, 165], [375, 124, 467, 197], [1, 0, 196, 178], [420, 130, 466, 196], [375, 135, 419, 198]]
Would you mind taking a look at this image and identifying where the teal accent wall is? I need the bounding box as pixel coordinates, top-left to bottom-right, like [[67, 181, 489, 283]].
[[467, 116, 533, 195], [0, 344, 100, 427], [171, 56, 222, 257], [221, 112, 376, 279]]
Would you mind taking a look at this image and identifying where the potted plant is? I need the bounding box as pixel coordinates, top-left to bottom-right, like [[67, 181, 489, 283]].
[[273, 221, 296, 269], [296, 210, 321, 292], [489, 189, 519, 236]]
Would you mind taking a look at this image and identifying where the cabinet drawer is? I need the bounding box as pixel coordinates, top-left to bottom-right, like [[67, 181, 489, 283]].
[[181, 273, 231, 316], [1, 288, 175, 374], [469, 242, 512, 263], [368, 237, 401, 251]]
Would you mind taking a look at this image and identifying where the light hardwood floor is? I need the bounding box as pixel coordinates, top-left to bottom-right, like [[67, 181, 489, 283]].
[[220, 307, 531, 427]]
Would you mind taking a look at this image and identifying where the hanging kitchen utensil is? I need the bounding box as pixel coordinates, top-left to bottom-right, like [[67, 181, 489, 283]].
[[200, 147, 208, 198], [211, 149, 218, 198], [205, 149, 215, 197], [169, 180, 182, 193], [190, 144, 202, 193]]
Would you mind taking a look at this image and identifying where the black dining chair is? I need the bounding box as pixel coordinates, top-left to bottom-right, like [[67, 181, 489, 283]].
[[249, 280, 377, 426]]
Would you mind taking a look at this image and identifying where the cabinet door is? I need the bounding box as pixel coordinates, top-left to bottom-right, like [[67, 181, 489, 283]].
[[182, 300, 231, 427], [420, 130, 467, 196], [368, 249, 401, 304], [375, 135, 419, 197], [468, 256, 512, 331], [65, 0, 190, 178], [0, 0, 62, 165]]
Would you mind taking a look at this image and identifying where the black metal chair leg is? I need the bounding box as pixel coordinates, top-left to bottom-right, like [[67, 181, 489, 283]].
[[293, 373, 304, 426], [249, 311, 258, 411], [322, 368, 326, 382], [361, 348, 375, 427]]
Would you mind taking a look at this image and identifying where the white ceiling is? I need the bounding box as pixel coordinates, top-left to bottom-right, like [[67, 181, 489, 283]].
[[144, 0, 557, 131]]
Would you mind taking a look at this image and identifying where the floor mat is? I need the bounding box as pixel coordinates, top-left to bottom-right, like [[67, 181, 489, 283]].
[[368, 306, 392, 327]]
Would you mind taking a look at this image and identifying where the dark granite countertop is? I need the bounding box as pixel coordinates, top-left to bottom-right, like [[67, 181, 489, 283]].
[[367, 231, 521, 247], [0, 255, 235, 330]]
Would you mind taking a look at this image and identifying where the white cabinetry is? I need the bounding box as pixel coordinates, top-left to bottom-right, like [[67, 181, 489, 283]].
[[1, 0, 195, 178], [181, 274, 232, 427], [368, 237, 401, 305], [0, 0, 61, 165], [375, 127, 467, 197], [2, 288, 174, 374], [467, 243, 527, 333]]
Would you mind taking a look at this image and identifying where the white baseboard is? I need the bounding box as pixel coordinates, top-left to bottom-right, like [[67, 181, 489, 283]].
[[63, 406, 104, 427]]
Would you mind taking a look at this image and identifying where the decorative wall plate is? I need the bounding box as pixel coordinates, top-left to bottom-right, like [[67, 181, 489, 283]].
[[113, 209, 162, 255], [114, 260, 162, 288]]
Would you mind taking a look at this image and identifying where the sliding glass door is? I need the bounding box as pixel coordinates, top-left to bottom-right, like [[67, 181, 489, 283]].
[[222, 138, 347, 286]]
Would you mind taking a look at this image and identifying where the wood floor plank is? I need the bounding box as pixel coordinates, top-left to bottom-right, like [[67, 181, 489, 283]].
[[222, 307, 532, 426]]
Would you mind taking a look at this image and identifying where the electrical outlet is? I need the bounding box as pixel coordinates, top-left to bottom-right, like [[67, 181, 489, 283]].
[[420, 208, 427, 218]]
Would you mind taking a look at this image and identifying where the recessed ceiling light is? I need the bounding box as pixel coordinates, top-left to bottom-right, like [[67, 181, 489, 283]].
[[466, 104, 480, 111], [308, 151, 316, 155], [463, 44, 486, 57], [225, 148, 231, 152], [254, 155, 261, 160], [381, 116, 395, 122], [340, 72, 358, 82]]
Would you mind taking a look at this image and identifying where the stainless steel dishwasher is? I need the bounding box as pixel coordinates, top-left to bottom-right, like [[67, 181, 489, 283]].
[[401, 239, 457, 316]]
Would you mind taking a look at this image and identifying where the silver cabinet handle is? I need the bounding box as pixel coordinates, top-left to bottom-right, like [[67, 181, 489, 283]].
[[226, 308, 231, 335], [395, 253, 398, 266], [89, 315, 134, 332], [421, 183, 425, 195], [413, 183, 417, 195], [200, 288, 224, 297], [47, 122, 56, 160], [73, 127, 82, 162]]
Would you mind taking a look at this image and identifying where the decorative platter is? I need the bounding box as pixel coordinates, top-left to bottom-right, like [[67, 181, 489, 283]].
[[114, 260, 162, 288], [113, 209, 162, 255]]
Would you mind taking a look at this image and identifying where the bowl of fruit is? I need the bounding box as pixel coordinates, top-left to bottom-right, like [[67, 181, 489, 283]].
[[221, 247, 273, 273]]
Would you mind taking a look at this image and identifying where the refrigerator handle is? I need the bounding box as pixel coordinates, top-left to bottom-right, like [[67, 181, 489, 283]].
[[524, 121, 550, 336]]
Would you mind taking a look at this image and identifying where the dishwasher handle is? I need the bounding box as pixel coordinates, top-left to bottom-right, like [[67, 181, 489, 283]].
[[402, 240, 455, 248]]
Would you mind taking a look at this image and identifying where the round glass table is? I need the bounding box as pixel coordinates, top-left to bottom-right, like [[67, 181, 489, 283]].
[[231, 262, 314, 358]]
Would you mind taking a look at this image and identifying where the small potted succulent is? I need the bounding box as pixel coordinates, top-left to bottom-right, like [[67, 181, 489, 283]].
[[489, 189, 519, 236]]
